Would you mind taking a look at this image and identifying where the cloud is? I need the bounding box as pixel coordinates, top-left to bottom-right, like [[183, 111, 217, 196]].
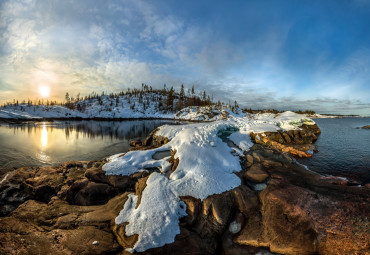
[[0, 0, 369, 115]]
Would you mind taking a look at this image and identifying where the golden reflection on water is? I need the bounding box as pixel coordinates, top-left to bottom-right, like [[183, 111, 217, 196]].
[[41, 124, 48, 148]]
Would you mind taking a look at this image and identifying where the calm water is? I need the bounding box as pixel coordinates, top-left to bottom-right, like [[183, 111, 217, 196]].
[[299, 117, 370, 184], [1, 118, 369, 184], [0, 120, 180, 174]]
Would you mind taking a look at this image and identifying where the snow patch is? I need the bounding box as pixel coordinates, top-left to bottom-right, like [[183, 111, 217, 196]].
[[229, 220, 242, 234]]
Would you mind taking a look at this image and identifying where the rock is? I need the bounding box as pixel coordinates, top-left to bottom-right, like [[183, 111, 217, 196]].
[[168, 149, 179, 175], [362, 125, 370, 129], [66, 181, 116, 206], [319, 175, 348, 185], [142, 227, 205, 255], [0, 193, 129, 254], [180, 196, 201, 226], [85, 167, 137, 191], [129, 139, 142, 147], [250, 124, 321, 158], [245, 154, 254, 167], [135, 175, 150, 208], [1, 122, 369, 255], [34, 185, 57, 203], [252, 152, 262, 163], [261, 159, 283, 168], [113, 222, 138, 250], [245, 164, 269, 183]]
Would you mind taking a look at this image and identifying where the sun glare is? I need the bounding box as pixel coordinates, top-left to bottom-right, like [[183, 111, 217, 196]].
[[39, 85, 50, 98]]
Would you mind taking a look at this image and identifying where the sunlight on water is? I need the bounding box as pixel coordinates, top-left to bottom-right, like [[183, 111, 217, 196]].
[[0, 120, 182, 171], [41, 124, 48, 148]]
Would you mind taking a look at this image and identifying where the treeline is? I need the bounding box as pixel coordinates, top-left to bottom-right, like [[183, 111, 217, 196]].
[[0, 83, 315, 115], [0, 84, 224, 113], [243, 108, 315, 115], [62, 83, 216, 112]]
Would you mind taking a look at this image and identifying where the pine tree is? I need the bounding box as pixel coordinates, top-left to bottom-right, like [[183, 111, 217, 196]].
[[167, 87, 175, 111], [180, 84, 185, 99], [65, 92, 70, 103]]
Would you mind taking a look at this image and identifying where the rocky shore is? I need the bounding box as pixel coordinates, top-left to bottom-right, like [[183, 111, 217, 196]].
[[0, 123, 369, 254]]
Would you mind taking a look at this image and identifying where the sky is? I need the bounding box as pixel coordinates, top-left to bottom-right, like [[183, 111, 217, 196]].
[[0, 0, 370, 115]]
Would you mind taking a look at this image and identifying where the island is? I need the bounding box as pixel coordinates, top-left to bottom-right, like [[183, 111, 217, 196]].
[[0, 104, 368, 255]]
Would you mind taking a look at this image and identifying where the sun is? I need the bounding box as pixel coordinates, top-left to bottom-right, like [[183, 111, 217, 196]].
[[38, 85, 50, 98]]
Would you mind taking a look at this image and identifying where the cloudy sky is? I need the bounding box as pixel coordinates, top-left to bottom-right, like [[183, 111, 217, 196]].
[[1, 0, 370, 115]]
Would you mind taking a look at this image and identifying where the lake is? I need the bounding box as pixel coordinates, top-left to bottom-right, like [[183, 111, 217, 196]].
[[0, 120, 182, 175], [0, 118, 369, 184], [298, 117, 370, 184]]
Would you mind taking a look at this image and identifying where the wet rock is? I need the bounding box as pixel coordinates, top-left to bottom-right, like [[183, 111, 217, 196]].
[[362, 125, 370, 129], [319, 175, 348, 185]]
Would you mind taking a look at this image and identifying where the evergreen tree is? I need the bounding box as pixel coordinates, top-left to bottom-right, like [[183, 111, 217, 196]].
[[180, 84, 185, 99], [65, 92, 70, 103], [167, 87, 175, 110]]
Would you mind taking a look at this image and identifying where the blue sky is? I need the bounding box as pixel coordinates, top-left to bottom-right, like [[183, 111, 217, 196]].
[[1, 0, 370, 115]]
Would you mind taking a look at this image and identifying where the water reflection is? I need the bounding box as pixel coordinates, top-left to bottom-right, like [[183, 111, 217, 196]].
[[8, 120, 173, 141], [0, 120, 183, 172], [41, 125, 48, 148]]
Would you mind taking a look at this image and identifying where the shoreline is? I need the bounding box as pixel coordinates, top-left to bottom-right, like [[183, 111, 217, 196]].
[[0, 123, 369, 254], [0, 113, 369, 254]]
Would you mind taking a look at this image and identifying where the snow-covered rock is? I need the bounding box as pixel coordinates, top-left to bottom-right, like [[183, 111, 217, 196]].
[[103, 111, 317, 252]]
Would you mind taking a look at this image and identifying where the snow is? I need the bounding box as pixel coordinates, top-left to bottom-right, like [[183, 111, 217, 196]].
[[103, 110, 316, 252], [0, 173, 9, 185], [229, 220, 242, 234], [115, 174, 187, 252], [0, 93, 175, 119]]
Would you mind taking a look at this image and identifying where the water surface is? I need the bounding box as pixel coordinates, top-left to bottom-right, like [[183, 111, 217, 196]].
[[1, 118, 369, 185], [0, 120, 180, 174], [298, 117, 370, 184]]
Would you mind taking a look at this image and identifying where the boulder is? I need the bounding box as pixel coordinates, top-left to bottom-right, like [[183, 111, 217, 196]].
[[245, 164, 269, 183], [245, 154, 254, 167], [66, 181, 116, 206]]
